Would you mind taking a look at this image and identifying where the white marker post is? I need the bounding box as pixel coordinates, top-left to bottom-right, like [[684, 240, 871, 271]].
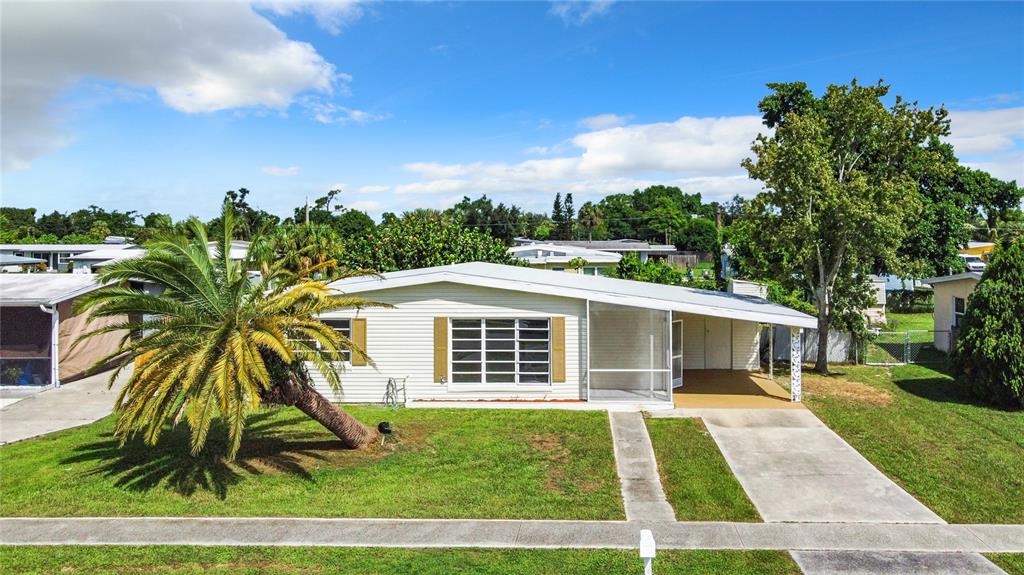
[[639, 529, 656, 575]]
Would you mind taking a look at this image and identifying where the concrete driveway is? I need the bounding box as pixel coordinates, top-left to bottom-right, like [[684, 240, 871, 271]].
[[0, 366, 128, 445], [694, 408, 944, 524]]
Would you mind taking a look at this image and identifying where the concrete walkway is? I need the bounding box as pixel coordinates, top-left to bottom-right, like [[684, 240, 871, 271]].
[[608, 411, 675, 522], [792, 551, 1008, 575], [0, 367, 128, 445], [652, 408, 945, 524], [1, 518, 1022, 552]]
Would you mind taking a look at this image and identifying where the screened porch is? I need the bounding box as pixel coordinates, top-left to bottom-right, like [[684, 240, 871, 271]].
[[586, 301, 675, 402]]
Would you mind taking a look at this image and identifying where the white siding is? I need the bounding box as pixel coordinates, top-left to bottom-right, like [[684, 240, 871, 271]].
[[704, 316, 732, 369], [731, 320, 760, 370], [311, 282, 586, 403], [679, 313, 705, 369]]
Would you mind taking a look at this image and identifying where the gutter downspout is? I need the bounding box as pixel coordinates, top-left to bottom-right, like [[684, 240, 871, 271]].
[[39, 304, 60, 388]]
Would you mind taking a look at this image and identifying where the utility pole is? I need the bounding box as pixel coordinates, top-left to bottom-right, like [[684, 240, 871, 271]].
[[305, 195, 310, 226]]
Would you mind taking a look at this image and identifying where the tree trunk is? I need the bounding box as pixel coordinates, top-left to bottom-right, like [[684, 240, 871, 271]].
[[814, 313, 830, 374], [263, 373, 375, 448]]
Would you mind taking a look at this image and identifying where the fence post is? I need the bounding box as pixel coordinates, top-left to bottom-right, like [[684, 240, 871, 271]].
[[904, 332, 911, 365], [640, 529, 656, 575]]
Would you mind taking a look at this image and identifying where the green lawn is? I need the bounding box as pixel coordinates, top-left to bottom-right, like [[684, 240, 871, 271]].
[[988, 554, 1024, 575], [0, 546, 801, 575], [646, 418, 761, 521], [800, 363, 1024, 523], [0, 406, 623, 520], [885, 312, 935, 332]]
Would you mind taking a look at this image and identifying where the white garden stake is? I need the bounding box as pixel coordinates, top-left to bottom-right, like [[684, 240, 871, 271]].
[[639, 529, 656, 575]]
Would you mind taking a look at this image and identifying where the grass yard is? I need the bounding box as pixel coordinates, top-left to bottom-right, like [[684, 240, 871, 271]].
[[0, 406, 623, 520], [799, 363, 1024, 523], [0, 546, 801, 575], [885, 312, 935, 332], [646, 418, 761, 521], [988, 554, 1024, 575]]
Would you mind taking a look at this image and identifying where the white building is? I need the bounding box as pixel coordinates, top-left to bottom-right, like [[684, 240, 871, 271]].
[[316, 263, 815, 407], [507, 243, 621, 275]]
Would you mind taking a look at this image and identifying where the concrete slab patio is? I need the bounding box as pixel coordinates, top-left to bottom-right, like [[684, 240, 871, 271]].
[[653, 408, 945, 524], [0, 366, 128, 445]]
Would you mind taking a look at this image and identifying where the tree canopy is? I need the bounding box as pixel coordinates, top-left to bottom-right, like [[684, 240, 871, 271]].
[[951, 238, 1024, 408], [736, 79, 951, 372]]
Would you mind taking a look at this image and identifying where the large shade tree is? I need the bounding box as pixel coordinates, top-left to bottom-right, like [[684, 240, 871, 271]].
[[76, 202, 377, 459], [737, 79, 950, 373]]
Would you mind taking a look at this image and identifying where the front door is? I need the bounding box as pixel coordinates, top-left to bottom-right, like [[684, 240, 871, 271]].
[[705, 316, 732, 369]]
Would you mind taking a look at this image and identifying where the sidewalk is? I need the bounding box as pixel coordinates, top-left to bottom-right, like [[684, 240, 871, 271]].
[[1, 517, 1021, 552], [608, 411, 675, 522], [0, 366, 128, 445]]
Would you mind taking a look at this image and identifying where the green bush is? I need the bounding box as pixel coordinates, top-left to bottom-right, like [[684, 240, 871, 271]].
[[887, 289, 934, 313], [951, 239, 1024, 407]]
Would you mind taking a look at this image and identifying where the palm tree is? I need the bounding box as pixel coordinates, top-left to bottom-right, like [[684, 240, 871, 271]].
[[577, 202, 603, 242], [76, 201, 377, 459]]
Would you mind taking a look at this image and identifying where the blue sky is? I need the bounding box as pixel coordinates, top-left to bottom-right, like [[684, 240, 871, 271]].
[[2, 1, 1022, 221]]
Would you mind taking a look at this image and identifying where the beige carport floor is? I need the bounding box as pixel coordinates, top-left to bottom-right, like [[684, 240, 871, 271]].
[[673, 370, 804, 409]]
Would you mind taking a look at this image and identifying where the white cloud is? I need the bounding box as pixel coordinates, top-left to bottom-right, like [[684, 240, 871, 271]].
[[304, 99, 390, 125], [353, 185, 391, 194], [964, 151, 1024, 184], [383, 114, 768, 205], [549, 1, 614, 26], [262, 165, 300, 176], [256, 1, 367, 35], [579, 113, 632, 130], [1, 2, 343, 170], [946, 107, 1024, 156], [348, 200, 383, 212]]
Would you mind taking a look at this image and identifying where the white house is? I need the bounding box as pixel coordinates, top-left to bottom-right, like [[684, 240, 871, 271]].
[[317, 263, 815, 407], [513, 238, 676, 262], [0, 275, 125, 387], [0, 242, 135, 273], [507, 243, 621, 275]]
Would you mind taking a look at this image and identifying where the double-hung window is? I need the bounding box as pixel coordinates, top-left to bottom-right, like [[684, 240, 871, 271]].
[[450, 319, 550, 385], [294, 319, 352, 362], [953, 297, 966, 328]]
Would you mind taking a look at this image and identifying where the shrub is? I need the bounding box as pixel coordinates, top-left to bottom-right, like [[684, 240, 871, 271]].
[[951, 239, 1024, 407]]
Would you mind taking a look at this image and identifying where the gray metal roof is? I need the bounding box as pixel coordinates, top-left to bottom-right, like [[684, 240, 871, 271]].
[[0, 254, 47, 266], [0, 274, 105, 306], [921, 272, 983, 285], [516, 239, 676, 252], [327, 262, 816, 328]]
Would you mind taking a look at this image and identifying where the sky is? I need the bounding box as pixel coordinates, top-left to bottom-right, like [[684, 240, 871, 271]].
[[2, 1, 1023, 222]]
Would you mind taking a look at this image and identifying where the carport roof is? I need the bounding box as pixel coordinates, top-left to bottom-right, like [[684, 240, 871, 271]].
[[0, 274, 106, 306], [327, 262, 818, 328]]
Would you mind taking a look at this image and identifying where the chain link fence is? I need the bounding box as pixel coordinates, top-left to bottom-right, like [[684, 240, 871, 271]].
[[865, 330, 949, 365]]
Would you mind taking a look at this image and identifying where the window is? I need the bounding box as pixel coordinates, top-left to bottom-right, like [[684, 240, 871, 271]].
[[583, 267, 597, 276], [293, 318, 351, 362], [552, 267, 565, 272], [953, 297, 966, 328], [450, 319, 550, 385]]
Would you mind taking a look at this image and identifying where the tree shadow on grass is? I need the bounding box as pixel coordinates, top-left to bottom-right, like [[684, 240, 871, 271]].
[[891, 369, 1020, 413], [60, 410, 352, 499]]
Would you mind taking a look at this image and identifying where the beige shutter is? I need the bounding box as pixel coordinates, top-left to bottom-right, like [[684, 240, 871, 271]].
[[350, 318, 367, 366], [434, 317, 448, 383], [551, 316, 566, 383]]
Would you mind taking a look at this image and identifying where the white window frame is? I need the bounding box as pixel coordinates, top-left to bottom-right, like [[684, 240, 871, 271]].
[[952, 296, 966, 328], [449, 318, 551, 388], [294, 318, 352, 363]]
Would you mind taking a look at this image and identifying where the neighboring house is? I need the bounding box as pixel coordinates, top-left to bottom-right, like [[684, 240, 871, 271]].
[[921, 271, 982, 353], [317, 262, 815, 406], [513, 238, 676, 262], [864, 275, 887, 325], [727, 278, 769, 298], [507, 243, 621, 275], [0, 254, 47, 273], [0, 241, 135, 273], [960, 241, 995, 260], [67, 241, 250, 274], [0, 275, 126, 387]]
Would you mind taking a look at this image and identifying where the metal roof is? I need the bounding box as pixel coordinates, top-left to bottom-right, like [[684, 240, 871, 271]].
[[0, 254, 47, 266], [0, 274, 106, 306], [921, 272, 983, 285], [515, 238, 677, 253], [507, 244, 622, 265], [327, 262, 817, 328], [67, 248, 147, 262], [0, 243, 136, 253]]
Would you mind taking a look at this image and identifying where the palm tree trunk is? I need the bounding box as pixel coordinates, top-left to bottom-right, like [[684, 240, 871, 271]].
[[264, 374, 375, 448]]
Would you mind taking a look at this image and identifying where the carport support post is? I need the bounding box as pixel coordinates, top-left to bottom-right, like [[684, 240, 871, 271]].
[[790, 327, 802, 402]]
